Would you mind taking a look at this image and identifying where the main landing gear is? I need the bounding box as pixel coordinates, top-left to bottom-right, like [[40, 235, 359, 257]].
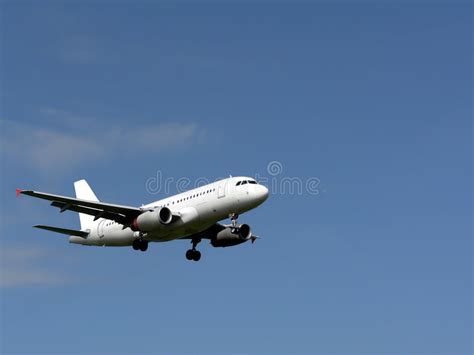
[[186, 238, 201, 262], [132, 238, 148, 252]]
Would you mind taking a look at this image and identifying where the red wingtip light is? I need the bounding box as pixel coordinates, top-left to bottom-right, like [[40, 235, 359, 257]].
[[16, 188, 22, 197]]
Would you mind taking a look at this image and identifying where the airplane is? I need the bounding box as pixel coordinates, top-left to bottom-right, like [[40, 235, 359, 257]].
[[17, 176, 269, 261]]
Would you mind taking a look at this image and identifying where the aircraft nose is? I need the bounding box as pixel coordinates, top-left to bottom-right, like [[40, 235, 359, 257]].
[[257, 185, 269, 202]]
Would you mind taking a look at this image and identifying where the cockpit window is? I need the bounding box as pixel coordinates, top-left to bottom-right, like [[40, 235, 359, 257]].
[[236, 180, 258, 186]]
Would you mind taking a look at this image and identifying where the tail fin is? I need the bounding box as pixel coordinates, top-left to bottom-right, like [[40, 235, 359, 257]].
[[74, 179, 99, 230]]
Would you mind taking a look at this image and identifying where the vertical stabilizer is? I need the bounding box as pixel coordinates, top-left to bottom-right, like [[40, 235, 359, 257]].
[[73, 179, 99, 230]]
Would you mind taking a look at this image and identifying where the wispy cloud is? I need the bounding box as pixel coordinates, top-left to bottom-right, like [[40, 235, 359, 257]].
[[0, 246, 68, 287], [1, 110, 205, 174]]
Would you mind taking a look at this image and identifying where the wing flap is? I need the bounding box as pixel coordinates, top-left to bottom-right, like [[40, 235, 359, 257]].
[[50, 201, 129, 224], [34, 225, 89, 238]]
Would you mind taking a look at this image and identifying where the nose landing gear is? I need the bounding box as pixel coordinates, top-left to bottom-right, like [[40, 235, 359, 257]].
[[229, 213, 239, 231], [186, 238, 201, 261]]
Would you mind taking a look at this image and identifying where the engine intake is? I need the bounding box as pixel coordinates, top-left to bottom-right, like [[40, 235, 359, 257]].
[[238, 223, 251, 239], [132, 207, 173, 232], [159, 207, 172, 225], [211, 224, 252, 248]]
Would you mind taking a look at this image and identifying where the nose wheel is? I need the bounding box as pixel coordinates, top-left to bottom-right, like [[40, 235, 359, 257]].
[[186, 238, 201, 261]]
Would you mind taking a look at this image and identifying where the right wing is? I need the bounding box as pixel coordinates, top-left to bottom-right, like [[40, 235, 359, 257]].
[[182, 223, 259, 243], [19, 189, 142, 226], [181, 223, 227, 240]]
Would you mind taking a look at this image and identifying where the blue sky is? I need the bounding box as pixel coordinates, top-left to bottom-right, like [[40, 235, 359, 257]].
[[0, 2, 471, 354]]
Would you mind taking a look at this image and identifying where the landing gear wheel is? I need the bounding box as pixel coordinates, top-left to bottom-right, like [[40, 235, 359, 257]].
[[185, 238, 202, 262], [139, 240, 148, 252], [132, 239, 140, 250], [133, 239, 148, 252], [186, 249, 194, 260], [192, 250, 201, 261]]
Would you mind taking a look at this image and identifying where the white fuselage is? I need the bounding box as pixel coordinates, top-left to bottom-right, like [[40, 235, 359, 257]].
[[70, 176, 269, 246]]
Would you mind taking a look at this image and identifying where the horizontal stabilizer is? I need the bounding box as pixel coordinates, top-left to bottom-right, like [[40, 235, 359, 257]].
[[34, 225, 89, 238]]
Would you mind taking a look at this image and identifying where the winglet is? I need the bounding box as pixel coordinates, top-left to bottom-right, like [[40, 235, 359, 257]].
[[16, 188, 23, 197], [251, 235, 260, 244]]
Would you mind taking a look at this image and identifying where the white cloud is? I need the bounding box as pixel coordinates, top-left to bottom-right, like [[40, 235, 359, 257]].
[[27, 129, 105, 170], [0, 246, 68, 287], [0, 113, 205, 174]]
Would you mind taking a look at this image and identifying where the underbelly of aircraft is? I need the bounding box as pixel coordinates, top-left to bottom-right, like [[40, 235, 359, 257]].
[[75, 193, 253, 246]]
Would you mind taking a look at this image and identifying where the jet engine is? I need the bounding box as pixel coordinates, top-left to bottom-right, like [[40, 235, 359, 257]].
[[132, 207, 173, 232], [210, 224, 252, 247]]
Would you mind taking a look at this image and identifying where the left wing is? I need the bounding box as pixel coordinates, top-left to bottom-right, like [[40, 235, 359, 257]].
[[18, 189, 142, 226]]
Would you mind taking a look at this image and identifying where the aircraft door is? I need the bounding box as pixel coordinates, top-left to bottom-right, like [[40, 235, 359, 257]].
[[97, 220, 105, 238], [217, 181, 226, 199]]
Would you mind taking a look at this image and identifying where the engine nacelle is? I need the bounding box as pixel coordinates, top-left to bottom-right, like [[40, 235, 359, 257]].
[[211, 224, 252, 248], [132, 207, 173, 232]]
